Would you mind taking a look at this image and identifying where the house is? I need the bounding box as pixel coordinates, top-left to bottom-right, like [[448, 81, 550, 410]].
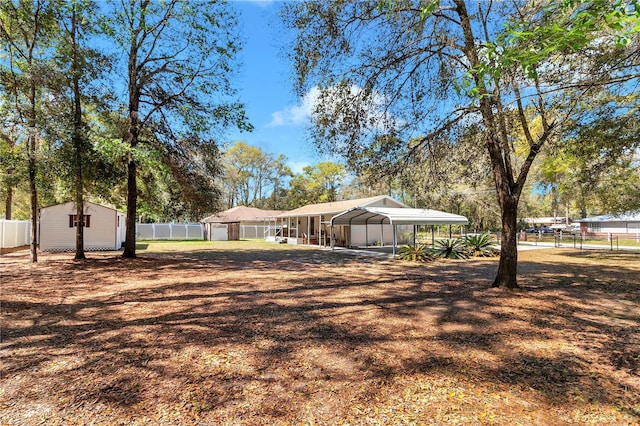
[[267, 195, 469, 251], [267, 195, 405, 246], [39, 201, 126, 252], [576, 211, 640, 239], [202, 206, 286, 241]]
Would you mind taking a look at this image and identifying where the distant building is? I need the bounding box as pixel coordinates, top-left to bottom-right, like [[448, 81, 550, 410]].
[[202, 206, 285, 241], [576, 212, 640, 238]]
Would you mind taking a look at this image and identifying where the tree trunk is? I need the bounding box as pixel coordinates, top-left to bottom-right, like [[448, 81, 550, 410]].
[[492, 196, 519, 288], [122, 18, 140, 259], [28, 78, 38, 262], [4, 186, 12, 220], [75, 200, 85, 260], [28, 146, 38, 262], [122, 157, 137, 258], [71, 6, 85, 261]]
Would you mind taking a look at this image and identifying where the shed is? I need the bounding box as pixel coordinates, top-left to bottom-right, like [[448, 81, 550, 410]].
[[202, 206, 285, 241], [39, 202, 126, 252]]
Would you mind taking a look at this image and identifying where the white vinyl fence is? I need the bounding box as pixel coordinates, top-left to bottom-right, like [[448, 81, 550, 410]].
[[240, 224, 275, 239], [136, 223, 204, 240], [0, 220, 31, 249]]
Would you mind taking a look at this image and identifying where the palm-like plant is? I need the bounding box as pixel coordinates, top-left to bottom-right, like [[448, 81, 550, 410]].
[[432, 238, 469, 259], [463, 233, 499, 257], [398, 244, 433, 262]]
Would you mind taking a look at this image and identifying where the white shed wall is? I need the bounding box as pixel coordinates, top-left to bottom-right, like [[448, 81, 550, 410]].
[[40, 202, 120, 251]]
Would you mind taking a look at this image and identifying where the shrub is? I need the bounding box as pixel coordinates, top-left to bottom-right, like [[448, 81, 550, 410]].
[[398, 244, 433, 262], [463, 233, 499, 257], [432, 238, 469, 259]]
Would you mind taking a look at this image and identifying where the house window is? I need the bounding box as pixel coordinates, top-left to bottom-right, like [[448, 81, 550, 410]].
[[588, 223, 600, 233], [69, 215, 90, 228], [310, 217, 315, 234]]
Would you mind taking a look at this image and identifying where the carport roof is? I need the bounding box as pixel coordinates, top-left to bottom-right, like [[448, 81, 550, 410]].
[[331, 207, 469, 226]]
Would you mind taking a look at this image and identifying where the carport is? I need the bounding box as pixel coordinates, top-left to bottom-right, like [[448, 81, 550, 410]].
[[330, 206, 470, 256]]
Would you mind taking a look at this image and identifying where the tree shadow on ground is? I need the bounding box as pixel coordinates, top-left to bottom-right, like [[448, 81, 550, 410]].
[[1, 247, 638, 423]]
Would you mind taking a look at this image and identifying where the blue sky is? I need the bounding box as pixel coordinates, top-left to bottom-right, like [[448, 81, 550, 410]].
[[226, 0, 321, 174]]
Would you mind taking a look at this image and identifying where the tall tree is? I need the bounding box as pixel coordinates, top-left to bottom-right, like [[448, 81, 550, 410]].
[[47, 0, 110, 259], [283, 0, 640, 288], [0, 0, 59, 262], [0, 100, 24, 219], [222, 142, 292, 209], [265, 154, 292, 210], [283, 161, 348, 208], [103, 0, 251, 258], [223, 141, 268, 207]]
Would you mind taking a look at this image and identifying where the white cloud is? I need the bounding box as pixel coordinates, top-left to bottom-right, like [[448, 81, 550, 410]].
[[268, 85, 398, 132], [287, 160, 310, 175], [267, 86, 321, 127]]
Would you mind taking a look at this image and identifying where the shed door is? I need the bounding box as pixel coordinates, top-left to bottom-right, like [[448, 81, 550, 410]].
[[228, 223, 240, 240], [211, 225, 228, 241]]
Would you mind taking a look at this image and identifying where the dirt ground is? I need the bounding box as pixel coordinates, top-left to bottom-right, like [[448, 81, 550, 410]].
[[1, 241, 639, 425]]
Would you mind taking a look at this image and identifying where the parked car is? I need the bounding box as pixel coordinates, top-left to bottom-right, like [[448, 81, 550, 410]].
[[525, 227, 552, 234]]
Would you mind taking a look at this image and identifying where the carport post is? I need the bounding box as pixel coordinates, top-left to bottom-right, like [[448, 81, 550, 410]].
[[330, 223, 334, 250], [392, 224, 397, 256], [365, 219, 369, 247], [413, 224, 416, 246]]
